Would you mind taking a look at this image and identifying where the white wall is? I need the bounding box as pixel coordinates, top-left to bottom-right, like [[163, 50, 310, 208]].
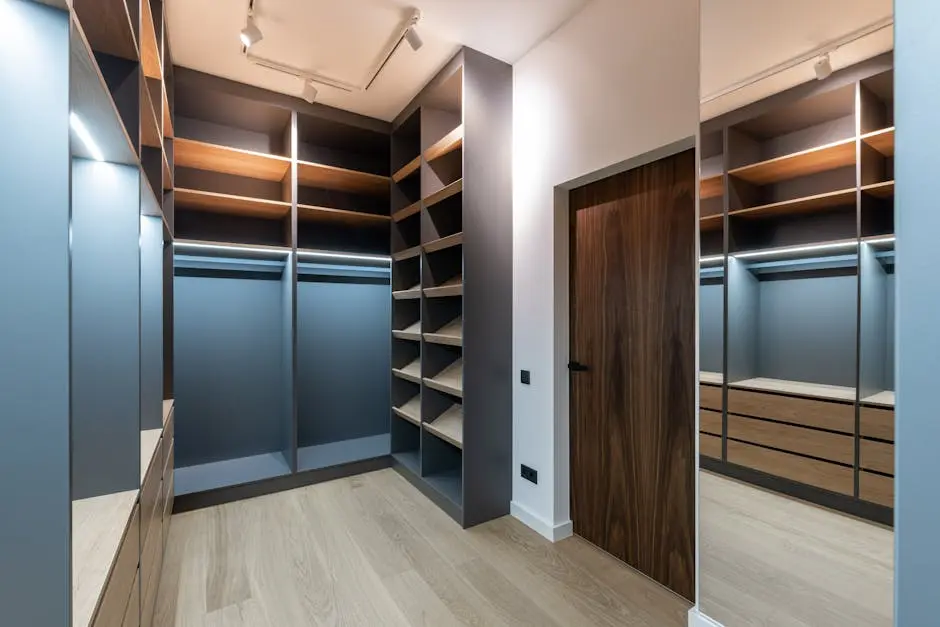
[[511, 0, 700, 539]]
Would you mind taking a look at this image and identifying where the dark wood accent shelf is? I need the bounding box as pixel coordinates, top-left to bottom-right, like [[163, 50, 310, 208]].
[[730, 188, 856, 220], [729, 137, 857, 185], [175, 188, 290, 219]]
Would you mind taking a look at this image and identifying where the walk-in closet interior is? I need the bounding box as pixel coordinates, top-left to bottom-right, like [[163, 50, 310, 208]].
[[698, 53, 896, 523]]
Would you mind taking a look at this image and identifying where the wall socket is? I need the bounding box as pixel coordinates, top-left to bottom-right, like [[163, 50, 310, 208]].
[[520, 370, 531, 385], [521, 464, 538, 484]]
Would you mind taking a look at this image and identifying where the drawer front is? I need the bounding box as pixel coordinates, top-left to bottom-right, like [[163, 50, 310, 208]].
[[164, 467, 175, 534], [700, 433, 722, 459], [163, 440, 174, 482], [93, 504, 140, 627], [860, 471, 894, 507], [860, 440, 894, 475], [860, 406, 894, 442], [121, 569, 140, 627], [727, 388, 855, 434], [700, 409, 722, 436], [727, 414, 854, 465], [141, 452, 162, 546], [727, 439, 854, 496], [141, 495, 163, 599], [141, 533, 165, 627], [700, 384, 723, 411]]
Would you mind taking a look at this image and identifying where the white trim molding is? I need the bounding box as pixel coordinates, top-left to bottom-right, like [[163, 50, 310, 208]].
[[688, 608, 725, 627], [511, 501, 573, 542]]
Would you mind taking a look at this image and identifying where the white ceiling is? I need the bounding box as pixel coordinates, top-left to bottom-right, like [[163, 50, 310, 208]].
[[166, 0, 588, 121], [702, 0, 893, 119]]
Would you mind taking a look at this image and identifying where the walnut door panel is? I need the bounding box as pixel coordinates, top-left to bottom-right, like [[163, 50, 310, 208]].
[[570, 148, 695, 601]]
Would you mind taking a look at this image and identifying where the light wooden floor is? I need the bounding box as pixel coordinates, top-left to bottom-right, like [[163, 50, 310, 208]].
[[154, 469, 690, 626], [700, 471, 894, 627]]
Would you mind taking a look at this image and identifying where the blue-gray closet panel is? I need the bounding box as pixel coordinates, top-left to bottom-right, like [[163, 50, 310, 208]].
[[174, 274, 287, 467], [297, 278, 391, 447], [757, 274, 857, 387], [699, 282, 724, 374]]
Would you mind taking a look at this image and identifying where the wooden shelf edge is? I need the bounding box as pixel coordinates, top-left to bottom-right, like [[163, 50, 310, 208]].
[[861, 127, 895, 156], [424, 284, 463, 298], [424, 232, 463, 254], [424, 125, 464, 163], [700, 175, 723, 200], [393, 407, 421, 426], [392, 331, 421, 341], [728, 137, 857, 185], [162, 87, 174, 138], [861, 180, 895, 198], [392, 155, 421, 183], [392, 369, 422, 384], [175, 138, 291, 182], [424, 179, 463, 208], [392, 245, 422, 262], [298, 204, 390, 225], [424, 405, 464, 449], [392, 200, 421, 223], [140, 0, 162, 80], [423, 333, 463, 347], [729, 377, 856, 403], [175, 188, 291, 219], [729, 187, 857, 219], [392, 287, 422, 300], [423, 377, 463, 399], [298, 160, 389, 196]]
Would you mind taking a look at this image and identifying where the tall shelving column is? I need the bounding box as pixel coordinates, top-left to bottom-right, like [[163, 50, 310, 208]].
[[390, 48, 512, 528]]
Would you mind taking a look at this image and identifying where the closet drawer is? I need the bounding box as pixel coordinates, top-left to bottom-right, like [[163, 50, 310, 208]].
[[727, 388, 855, 434], [727, 414, 854, 465], [141, 451, 162, 546], [163, 440, 174, 481], [860, 471, 894, 507], [860, 406, 894, 442], [140, 531, 165, 627], [163, 470, 174, 542], [727, 439, 854, 496], [120, 569, 140, 627], [700, 433, 722, 459], [860, 440, 894, 475], [140, 505, 163, 609], [700, 384, 723, 411], [700, 409, 722, 436], [162, 414, 174, 470], [93, 504, 139, 627]]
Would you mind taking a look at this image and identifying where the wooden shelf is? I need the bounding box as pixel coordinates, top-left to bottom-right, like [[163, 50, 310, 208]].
[[72, 0, 139, 62], [175, 138, 290, 182], [392, 245, 422, 262], [424, 317, 462, 347], [425, 125, 464, 163], [140, 0, 161, 79], [140, 78, 161, 149], [424, 359, 463, 398], [862, 181, 894, 199], [424, 179, 463, 208], [730, 188, 856, 220], [425, 404, 464, 449], [393, 396, 421, 426], [162, 87, 174, 138], [424, 232, 463, 254], [862, 390, 895, 408], [729, 138, 857, 186], [862, 127, 894, 157], [700, 371, 724, 385], [701, 175, 723, 200], [298, 160, 389, 196], [175, 188, 291, 219], [393, 320, 422, 341], [392, 359, 422, 384], [730, 377, 856, 403], [700, 214, 723, 231], [392, 284, 421, 300], [298, 204, 390, 226], [392, 200, 421, 222], [392, 156, 421, 183], [425, 275, 463, 298], [162, 148, 173, 190]]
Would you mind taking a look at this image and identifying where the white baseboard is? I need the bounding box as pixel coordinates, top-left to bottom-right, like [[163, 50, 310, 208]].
[[510, 501, 573, 542], [688, 608, 724, 627]]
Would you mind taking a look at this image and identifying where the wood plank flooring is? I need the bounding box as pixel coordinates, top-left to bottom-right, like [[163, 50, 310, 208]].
[[700, 471, 893, 627], [154, 469, 690, 626]]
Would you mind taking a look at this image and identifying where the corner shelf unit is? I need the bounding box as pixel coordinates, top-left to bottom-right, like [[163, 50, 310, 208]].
[[698, 53, 896, 525], [389, 49, 512, 527]]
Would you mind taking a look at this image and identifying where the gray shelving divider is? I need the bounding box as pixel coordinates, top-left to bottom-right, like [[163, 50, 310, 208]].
[[391, 48, 513, 528], [141, 213, 165, 430]]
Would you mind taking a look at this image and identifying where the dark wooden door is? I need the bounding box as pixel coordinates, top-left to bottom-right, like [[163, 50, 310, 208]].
[[569, 148, 696, 601]]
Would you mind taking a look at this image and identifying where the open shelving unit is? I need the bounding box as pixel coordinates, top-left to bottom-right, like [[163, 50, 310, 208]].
[[698, 54, 896, 525], [389, 50, 512, 528]]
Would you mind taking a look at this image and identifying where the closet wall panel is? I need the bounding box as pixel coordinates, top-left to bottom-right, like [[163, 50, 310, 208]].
[[174, 274, 287, 466]]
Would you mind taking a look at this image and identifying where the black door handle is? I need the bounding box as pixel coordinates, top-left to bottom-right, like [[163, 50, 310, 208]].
[[568, 361, 589, 372]]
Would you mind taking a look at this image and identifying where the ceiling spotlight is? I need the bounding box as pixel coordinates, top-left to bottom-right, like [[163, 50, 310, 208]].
[[814, 53, 832, 81], [240, 16, 263, 48], [404, 26, 423, 52], [302, 80, 318, 104]]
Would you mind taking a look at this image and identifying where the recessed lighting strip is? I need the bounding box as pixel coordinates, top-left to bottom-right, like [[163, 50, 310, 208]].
[[297, 249, 391, 264], [733, 240, 858, 260], [173, 241, 291, 257]]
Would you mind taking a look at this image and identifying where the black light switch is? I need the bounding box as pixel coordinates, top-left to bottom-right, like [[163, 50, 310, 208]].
[[521, 370, 531, 385], [521, 464, 538, 484]]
